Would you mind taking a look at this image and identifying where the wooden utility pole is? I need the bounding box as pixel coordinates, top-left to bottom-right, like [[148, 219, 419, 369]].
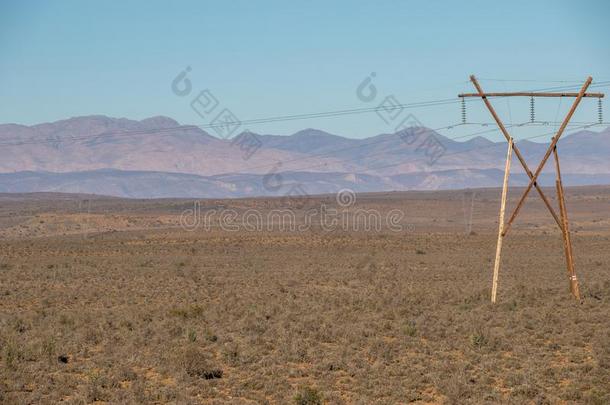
[[459, 75, 604, 302], [491, 138, 513, 303]]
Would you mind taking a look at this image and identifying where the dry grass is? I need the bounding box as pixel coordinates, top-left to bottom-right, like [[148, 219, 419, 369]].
[[0, 187, 609, 403]]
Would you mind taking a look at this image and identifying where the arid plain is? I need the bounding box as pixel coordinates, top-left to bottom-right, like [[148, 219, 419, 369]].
[[0, 186, 609, 404]]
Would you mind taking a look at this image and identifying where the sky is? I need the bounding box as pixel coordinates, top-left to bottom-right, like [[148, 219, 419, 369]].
[[1, 0, 609, 140]]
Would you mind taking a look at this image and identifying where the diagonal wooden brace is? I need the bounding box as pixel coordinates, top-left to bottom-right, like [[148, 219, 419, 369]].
[[553, 146, 581, 300], [501, 77, 592, 237], [469, 76, 564, 234]]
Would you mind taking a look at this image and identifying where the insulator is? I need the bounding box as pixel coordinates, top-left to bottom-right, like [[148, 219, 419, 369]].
[[599, 98, 603, 124], [461, 97, 467, 124], [530, 96, 535, 123]]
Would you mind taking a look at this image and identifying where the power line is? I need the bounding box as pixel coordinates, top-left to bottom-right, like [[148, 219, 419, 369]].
[[190, 81, 608, 130], [0, 81, 607, 148], [478, 78, 608, 84], [166, 81, 610, 130], [0, 97, 463, 147], [0, 77, 605, 203]]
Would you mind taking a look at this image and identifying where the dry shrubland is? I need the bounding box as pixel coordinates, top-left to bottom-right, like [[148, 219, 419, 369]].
[[0, 187, 609, 403]]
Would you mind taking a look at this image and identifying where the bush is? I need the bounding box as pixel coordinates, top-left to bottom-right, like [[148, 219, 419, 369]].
[[3, 342, 21, 370], [403, 321, 417, 337], [182, 347, 223, 380], [294, 386, 323, 405], [470, 332, 488, 348]]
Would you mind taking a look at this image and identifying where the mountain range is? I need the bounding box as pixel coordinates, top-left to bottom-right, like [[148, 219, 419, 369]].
[[1, 115, 609, 198]]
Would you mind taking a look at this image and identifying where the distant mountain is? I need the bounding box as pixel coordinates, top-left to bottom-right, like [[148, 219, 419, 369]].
[[1, 115, 609, 198], [256, 128, 357, 154], [0, 116, 351, 176], [2, 169, 610, 199]]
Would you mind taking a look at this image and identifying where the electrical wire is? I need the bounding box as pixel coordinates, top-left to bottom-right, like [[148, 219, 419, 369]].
[[1, 81, 608, 148], [478, 78, 604, 84], [0, 81, 607, 155]]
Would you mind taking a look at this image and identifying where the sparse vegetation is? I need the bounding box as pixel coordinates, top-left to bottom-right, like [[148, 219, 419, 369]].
[[294, 386, 323, 405], [0, 188, 609, 403]]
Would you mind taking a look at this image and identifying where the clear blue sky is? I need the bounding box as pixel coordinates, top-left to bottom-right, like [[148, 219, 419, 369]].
[[1, 0, 609, 139]]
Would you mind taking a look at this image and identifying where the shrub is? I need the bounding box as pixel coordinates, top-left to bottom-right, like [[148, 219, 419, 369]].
[[470, 331, 488, 348], [169, 304, 204, 319], [294, 386, 323, 405], [3, 342, 21, 370], [403, 321, 417, 337], [182, 347, 223, 380]]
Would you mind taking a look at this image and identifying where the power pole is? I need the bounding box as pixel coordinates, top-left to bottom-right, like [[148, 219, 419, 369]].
[[459, 75, 604, 302]]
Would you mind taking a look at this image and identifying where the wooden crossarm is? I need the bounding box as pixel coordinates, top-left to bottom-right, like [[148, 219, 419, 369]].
[[459, 92, 604, 98]]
